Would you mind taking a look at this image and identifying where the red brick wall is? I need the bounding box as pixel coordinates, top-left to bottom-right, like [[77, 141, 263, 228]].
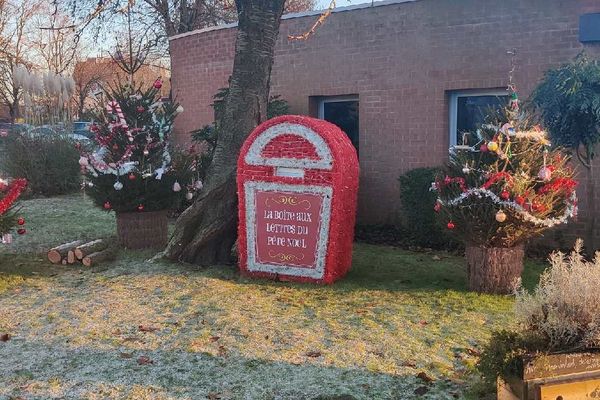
[[170, 0, 600, 242]]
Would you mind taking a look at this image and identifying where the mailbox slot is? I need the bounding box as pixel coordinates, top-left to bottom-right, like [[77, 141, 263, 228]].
[[275, 167, 305, 178]]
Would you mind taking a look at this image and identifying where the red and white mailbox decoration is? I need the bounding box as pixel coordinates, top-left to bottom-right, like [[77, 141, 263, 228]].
[[237, 115, 359, 284]]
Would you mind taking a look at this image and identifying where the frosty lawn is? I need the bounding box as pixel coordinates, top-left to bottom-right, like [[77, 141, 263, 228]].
[[0, 195, 545, 399]]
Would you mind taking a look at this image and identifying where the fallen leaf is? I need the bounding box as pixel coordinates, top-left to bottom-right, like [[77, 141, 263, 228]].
[[119, 352, 133, 359], [401, 360, 417, 368], [419, 320, 428, 326], [218, 345, 227, 357], [138, 325, 159, 333], [414, 386, 429, 396], [207, 392, 221, 400], [432, 255, 441, 261], [210, 336, 220, 342], [466, 348, 481, 356], [416, 371, 433, 383], [305, 351, 322, 358], [0, 333, 10, 342], [137, 355, 153, 365]]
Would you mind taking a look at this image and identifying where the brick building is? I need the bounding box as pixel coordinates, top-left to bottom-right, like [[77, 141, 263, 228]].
[[169, 0, 600, 238]]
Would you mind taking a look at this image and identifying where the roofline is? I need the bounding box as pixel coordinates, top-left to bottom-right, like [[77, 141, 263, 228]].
[[168, 0, 418, 41]]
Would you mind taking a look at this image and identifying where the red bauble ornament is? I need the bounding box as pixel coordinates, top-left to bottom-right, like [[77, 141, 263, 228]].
[[480, 144, 489, 152], [103, 201, 111, 210], [17, 217, 25, 226], [137, 204, 144, 212], [500, 190, 510, 200], [515, 196, 525, 206], [136, 106, 145, 113], [112, 144, 119, 150], [433, 202, 441, 213], [17, 228, 26, 235], [153, 79, 162, 89], [128, 173, 136, 180], [447, 221, 455, 230]]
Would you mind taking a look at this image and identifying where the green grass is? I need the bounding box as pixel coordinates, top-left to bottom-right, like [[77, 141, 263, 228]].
[[0, 195, 548, 399]]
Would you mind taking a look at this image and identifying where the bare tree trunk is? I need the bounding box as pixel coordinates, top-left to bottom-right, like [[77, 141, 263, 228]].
[[465, 244, 524, 294], [165, 0, 285, 265]]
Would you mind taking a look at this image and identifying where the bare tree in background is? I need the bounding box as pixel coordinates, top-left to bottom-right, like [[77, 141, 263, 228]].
[[0, 0, 43, 121]]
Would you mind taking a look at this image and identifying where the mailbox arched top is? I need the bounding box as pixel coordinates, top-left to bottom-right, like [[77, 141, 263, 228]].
[[244, 121, 334, 170]]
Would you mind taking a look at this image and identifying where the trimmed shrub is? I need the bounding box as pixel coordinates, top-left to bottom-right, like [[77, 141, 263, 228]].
[[398, 167, 456, 249], [0, 134, 81, 197]]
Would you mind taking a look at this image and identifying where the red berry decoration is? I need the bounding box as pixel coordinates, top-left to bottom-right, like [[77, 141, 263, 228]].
[[500, 190, 510, 200], [153, 79, 162, 89], [515, 196, 525, 206], [137, 204, 144, 212], [137, 106, 145, 113], [103, 201, 111, 210], [480, 144, 489, 152], [17, 217, 25, 225], [434, 202, 441, 213], [447, 221, 455, 230], [17, 228, 26, 235], [128, 173, 136, 180]]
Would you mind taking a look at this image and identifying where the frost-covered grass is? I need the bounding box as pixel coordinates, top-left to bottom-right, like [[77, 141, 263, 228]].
[[0, 195, 546, 399]]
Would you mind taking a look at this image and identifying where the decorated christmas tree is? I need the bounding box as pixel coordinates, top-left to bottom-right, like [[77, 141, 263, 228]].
[[0, 178, 27, 244], [79, 80, 200, 248], [432, 88, 577, 294]]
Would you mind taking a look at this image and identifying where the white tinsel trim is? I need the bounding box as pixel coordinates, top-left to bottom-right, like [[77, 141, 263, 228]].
[[436, 187, 577, 228], [244, 123, 333, 170], [244, 181, 332, 279]]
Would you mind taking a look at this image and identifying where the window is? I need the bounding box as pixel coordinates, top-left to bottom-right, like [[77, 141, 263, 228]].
[[449, 90, 508, 146], [317, 95, 359, 155]]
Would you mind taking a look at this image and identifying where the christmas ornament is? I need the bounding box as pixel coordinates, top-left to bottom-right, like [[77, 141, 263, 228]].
[[103, 201, 111, 210], [500, 190, 510, 200], [153, 79, 162, 89], [137, 106, 145, 113], [17, 217, 25, 226], [143, 149, 149, 156], [1, 233, 12, 244], [137, 204, 144, 212], [112, 144, 120, 151], [434, 202, 441, 212], [447, 221, 455, 229], [128, 173, 136, 180], [186, 192, 193, 201], [480, 144, 489, 152], [194, 180, 203, 190], [113, 181, 123, 191], [17, 228, 26, 235], [78, 156, 89, 167], [173, 181, 181, 192], [538, 167, 552, 181], [495, 210, 507, 223], [462, 167, 471, 174], [176, 105, 184, 114], [487, 141, 499, 152]]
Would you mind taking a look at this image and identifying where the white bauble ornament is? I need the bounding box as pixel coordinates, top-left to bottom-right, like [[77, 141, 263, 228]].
[[194, 180, 203, 190], [78, 156, 89, 167], [173, 181, 181, 192], [176, 105, 184, 114], [462, 167, 471, 174], [2, 233, 13, 244], [143, 149, 149, 156], [186, 192, 193, 201], [113, 181, 123, 191], [495, 210, 507, 223], [538, 167, 552, 181]]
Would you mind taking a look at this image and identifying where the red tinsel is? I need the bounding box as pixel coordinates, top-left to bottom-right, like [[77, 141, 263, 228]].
[[0, 179, 27, 215], [481, 172, 513, 190], [537, 177, 578, 196]]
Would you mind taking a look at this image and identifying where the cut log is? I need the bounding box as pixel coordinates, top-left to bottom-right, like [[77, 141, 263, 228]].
[[74, 239, 109, 260], [465, 244, 525, 294], [82, 248, 116, 267], [48, 240, 84, 264], [67, 250, 77, 264]]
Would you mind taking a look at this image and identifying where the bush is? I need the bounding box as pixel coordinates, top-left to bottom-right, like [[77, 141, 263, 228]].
[[0, 134, 80, 197], [478, 239, 600, 384], [398, 167, 456, 249]]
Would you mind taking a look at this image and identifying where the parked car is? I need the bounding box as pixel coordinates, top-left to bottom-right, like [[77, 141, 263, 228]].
[[72, 121, 93, 139], [0, 123, 30, 137]]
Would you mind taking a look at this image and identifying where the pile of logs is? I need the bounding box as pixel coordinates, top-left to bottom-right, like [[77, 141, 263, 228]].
[[47, 239, 116, 267]]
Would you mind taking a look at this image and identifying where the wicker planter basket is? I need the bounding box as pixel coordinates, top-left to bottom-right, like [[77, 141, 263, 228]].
[[116, 210, 168, 249]]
